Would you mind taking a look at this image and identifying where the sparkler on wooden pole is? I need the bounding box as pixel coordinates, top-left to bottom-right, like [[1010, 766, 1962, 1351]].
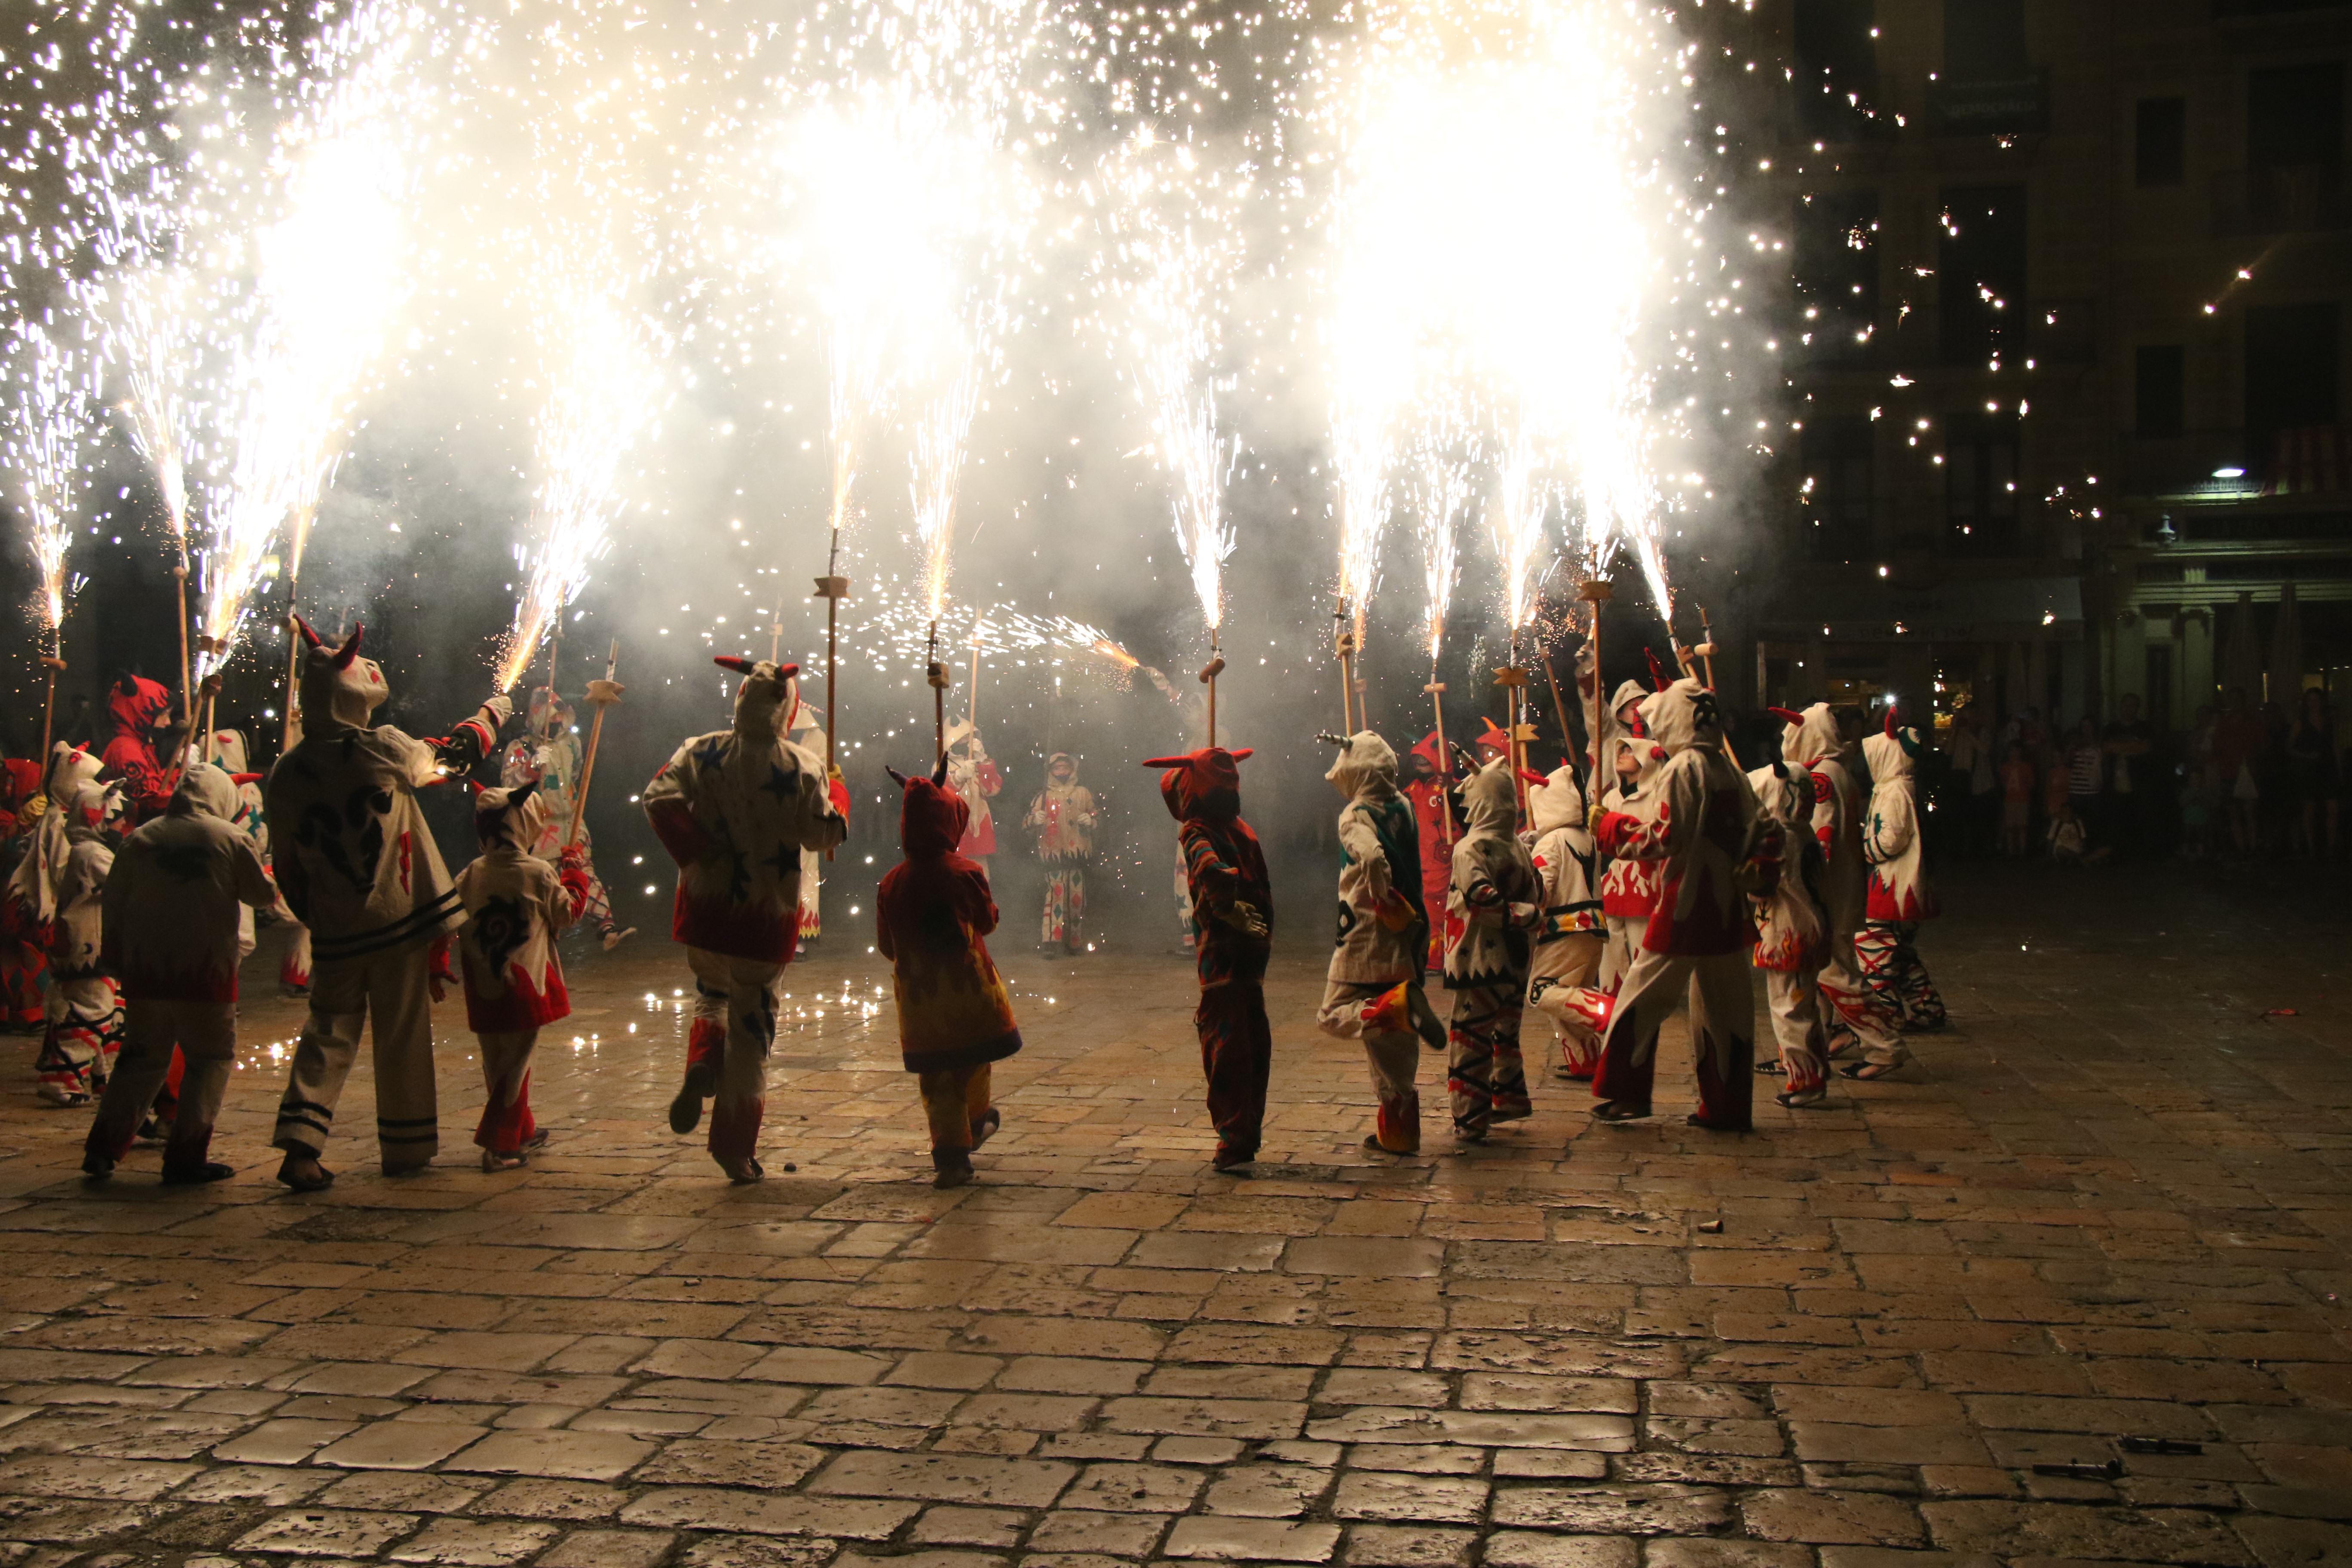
[[281, 579, 304, 753], [36, 631, 64, 763], [171, 548, 193, 743], [1494, 651, 1532, 818], [198, 670, 222, 764], [566, 640, 622, 848], [1578, 578, 1614, 802], [815, 542, 850, 777], [1333, 597, 1359, 734], [969, 619, 984, 735], [926, 622, 949, 763], [1424, 674, 1455, 847], [1198, 626, 1225, 748]]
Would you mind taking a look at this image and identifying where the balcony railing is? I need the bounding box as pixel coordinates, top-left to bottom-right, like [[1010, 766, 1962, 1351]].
[[1925, 69, 2050, 137]]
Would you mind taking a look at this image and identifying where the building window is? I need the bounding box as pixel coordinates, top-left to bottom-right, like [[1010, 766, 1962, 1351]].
[[1944, 0, 2026, 81], [1793, 192, 1878, 362], [2135, 345, 2186, 438], [1799, 416, 1874, 562], [1945, 411, 2021, 556], [2246, 62, 2343, 231], [2136, 97, 2187, 187], [1793, 0, 1877, 142], [2245, 302, 2341, 474], [1939, 185, 2027, 367]]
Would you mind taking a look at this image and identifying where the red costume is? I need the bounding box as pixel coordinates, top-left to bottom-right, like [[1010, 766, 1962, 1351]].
[[1401, 732, 1452, 971], [99, 674, 173, 820]]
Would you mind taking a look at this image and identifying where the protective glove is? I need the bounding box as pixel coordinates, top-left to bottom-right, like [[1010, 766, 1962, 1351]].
[[1219, 900, 1270, 940]]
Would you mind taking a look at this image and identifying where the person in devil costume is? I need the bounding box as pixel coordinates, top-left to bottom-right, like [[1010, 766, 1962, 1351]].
[[30, 779, 125, 1106], [1590, 675, 1764, 1131], [1747, 759, 1833, 1108], [1856, 709, 1945, 1050], [1314, 732, 1446, 1155], [877, 756, 1021, 1189], [99, 674, 174, 821], [1524, 763, 1609, 1081], [643, 657, 848, 1182], [1443, 754, 1543, 1142], [266, 620, 511, 1190], [1147, 746, 1273, 1173], [454, 781, 595, 1172], [82, 763, 276, 1182], [1766, 702, 1909, 1077], [1399, 734, 1453, 973], [500, 691, 633, 951], [4, 746, 105, 1037]]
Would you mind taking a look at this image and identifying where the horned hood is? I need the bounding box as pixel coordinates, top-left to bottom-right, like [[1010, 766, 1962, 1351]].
[[1614, 734, 1666, 794], [1638, 677, 1721, 756], [1747, 760, 1818, 828], [107, 673, 170, 740], [46, 742, 101, 799], [1145, 746, 1250, 824], [1862, 714, 1925, 783], [1775, 702, 1844, 769], [473, 780, 546, 854], [60, 779, 117, 845], [168, 763, 241, 823], [1326, 730, 1398, 799], [714, 656, 797, 741], [897, 773, 969, 859], [1459, 754, 1519, 837], [1527, 764, 1586, 834], [294, 619, 388, 735], [208, 729, 249, 775]]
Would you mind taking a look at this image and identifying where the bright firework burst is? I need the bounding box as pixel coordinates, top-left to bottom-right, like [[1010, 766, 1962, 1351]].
[[910, 356, 982, 626], [0, 318, 96, 635], [1407, 386, 1481, 663]]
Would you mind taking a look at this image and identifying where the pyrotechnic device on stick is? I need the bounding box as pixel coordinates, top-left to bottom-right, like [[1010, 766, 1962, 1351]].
[[37, 631, 66, 765], [1332, 597, 1360, 734], [1423, 678, 1455, 846], [926, 623, 951, 764], [814, 570, 851, 777], [1578, 579, 1614, 802], [1198, 626, 1225, 748], [567, 641, 622, 850], [1493, 662, 1532, 813]]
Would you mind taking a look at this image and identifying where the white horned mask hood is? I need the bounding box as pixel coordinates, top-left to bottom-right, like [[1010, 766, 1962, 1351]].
[[473, 779, 547, 854], [1861, 709, 1926, 783], [1638, 676, 1721, 757], [1459, 753, 1519, 837], [1323, 730, 1398, 800], [1527, 764, 1586, 834], [294, 618, 388, 734], [1771, 701, 1844, 769], [714, 655, 797, 742]]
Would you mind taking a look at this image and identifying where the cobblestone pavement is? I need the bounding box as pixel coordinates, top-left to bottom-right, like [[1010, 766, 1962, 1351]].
[[1, 862, 2347, 1568]]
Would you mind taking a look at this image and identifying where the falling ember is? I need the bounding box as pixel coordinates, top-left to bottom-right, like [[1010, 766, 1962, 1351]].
[[495, 242, 661, 695], [196, 2, 417, 670], [1089, 636, 1141, 671], [1, 321, 95, 633], [910, 358, 980, 625], [1097, 127, 1244, 633]]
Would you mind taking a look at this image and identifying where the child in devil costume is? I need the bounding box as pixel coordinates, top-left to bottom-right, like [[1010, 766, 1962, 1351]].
[[1314, 732, 1446, 1155], [1767, 702, 1909, 1076], [82, 763, 276, 1182], [453, 781, 593, 1171], [1856, 710, 1945, 1050], [31, 780, 125, 1106], [1443, 754, 1543, 1141], [1597, 733, 1665, 995], [99, 674, 174, 821], [3, 745, 104, 1037], [1747, 759, 1833, 1108], [1400, 734, 1453, 973], [1148, 746, 1273, 1173], [876, 757, 1022, 1188], [267, 621, 511, 1190], [643, 657, 848, 1182], [1590, 676, 1764, 1131], [1524, 763, 1609, 1081]]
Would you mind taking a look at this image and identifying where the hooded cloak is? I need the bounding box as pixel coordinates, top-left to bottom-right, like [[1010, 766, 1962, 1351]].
[[1443, 755, 1540, 989], [1860, 717, 1935, 922], [1595, 677, 1761, 957], [1325, 731, 1427, 986], [101, 764, 274, 1001], [876, 771, 1021, 1073]]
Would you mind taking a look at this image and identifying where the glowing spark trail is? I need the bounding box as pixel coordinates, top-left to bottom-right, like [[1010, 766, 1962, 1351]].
[[1, 320, 94, 635], [910, 358, 981, 625], [1408, 390, 1479, 662]]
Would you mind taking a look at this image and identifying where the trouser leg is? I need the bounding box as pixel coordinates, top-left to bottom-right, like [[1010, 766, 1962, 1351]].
[[1818, 938, 1907, 1066], [686, 959, 727, 1081], [1198, 979, 1271, 1162], [1529, 934, 1608, 1080], [1318, 977, 1421, 1153], [281, 922, 312, 992], [160, 1003, 236, 1170], [474, 1029, 539, 1153], [918, 1063, 993, 1170], [701, 951, 781, 1168], [35, 975, 120, 1105], [150, 1047, 186, 1128], [1687, 953, 1756, 1130], [366, 946, 439, 1173], [274, 957, 369, 1158], [1447, 981, 1527, 1136], [87, 999, 185, 1163], [1766, 967, 1829, 1097], [1592, 945, 1694, 1112], [1869, 920, 1946, 1029]]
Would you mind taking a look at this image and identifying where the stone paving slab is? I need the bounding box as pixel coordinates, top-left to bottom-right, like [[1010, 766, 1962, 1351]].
[[0, 862, 2347, 1568]]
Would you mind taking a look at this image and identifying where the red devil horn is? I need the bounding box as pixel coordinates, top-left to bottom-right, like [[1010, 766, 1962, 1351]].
[[291, 615, 322, 649], [931, 752, 950, 787], [713, 655, 755, 675], [331, 625, 363, 669], [1884, 706, 1900, 736], [1228, 748, 1253, 762], [774, 662, 799, 681], [1767, 706, 1805, 727], [1139, 754, 1191, 768], [885, 766, 911, 789], [230, 772, 263, 786], [1645, 649, 1671, 691]]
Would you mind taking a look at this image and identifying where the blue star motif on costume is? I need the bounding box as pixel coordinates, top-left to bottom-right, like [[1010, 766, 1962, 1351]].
[[763, 844, 799, 880], [689, 736, 731, 776], [759, 763, 797, 804]]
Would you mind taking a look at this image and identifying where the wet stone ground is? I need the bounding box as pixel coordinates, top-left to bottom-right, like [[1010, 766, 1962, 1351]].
[[0, 860, 2346, 1568]]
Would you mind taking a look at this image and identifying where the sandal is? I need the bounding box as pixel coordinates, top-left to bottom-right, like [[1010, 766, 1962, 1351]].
[[1838, 1060, 1905, 1081], [275, 1155, 335, 1193], [480, 1148, 527, 1174], [162, 1161, 236, 1185], [1591, 1100, 1653, 1122], [1775, 1088, 1828, 1109], [932, 1162, 973, 1190]]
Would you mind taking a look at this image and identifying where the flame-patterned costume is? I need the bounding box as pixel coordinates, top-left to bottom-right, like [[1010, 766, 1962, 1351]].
[[1, 745, 102, 1033], [30, 780, 124, 1106], [876, 762, 1021, 1187], [643, 657, 847, 1182], [1859, 714, 1946, 1035], [499, 691, 628, 949], [454, 781, 591, 1168], [1525, 764, 1610, 1080], [267, 621, 508, 1180], [1023, 753, 1096, 952], [83, 765, 276, 1179], [1597, 732, 1665, 996], [1314, 732, 1443, 1155], [1773, 703, 1909, 1069], [99, 674, 173, 821], [1152, 747, 1273, 1171], [1748, 760, 1833, 1106], [1443, 756, 1542, 1139], [1401, 732, 1453, 971], [1590, 677, 1762, 1131]]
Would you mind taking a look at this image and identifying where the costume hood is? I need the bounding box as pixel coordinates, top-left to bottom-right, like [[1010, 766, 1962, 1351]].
[[1044, 751, 1079, 783], [1638, 677, 1721, 757], [1772, 701, 1844, 769], [1746, 759, 1819, 827], [473, 779, 546, 853], [208, 729, 249, 774], [1527, 764, 1587, 833], [527, 687, 576, 741], [167, 762, 242, 823], [1459, 753, 1519, 836], [888, 756, 968, 858], [61, 779, 117, 845], [1614, 733, 1666, 793], [1324, 730, 1398, 798], [1861, 710, 1925, 782], [713, 655, 798, 741], [1470, 717, 1511, 761], [45, 742, 101, 799], [107, 673, 170, 740], [1610, 679, 1651, 726], [294, 619, 388, 734], [1143, 746, 1251, 824]]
